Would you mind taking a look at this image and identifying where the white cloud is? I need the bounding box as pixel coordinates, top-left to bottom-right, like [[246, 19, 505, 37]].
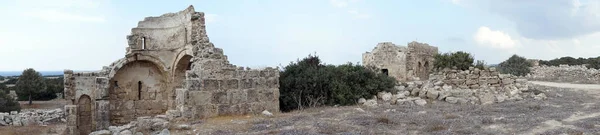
[[452, 0, 461, 5], [24, 9, 105, 23], [347, 10, 370, 19], [330, 0, 358, 8], [329, 0, 370, 19], [474, 26, 518, 50], [204, 14, 218, 23], [16, 0, 109, 23]]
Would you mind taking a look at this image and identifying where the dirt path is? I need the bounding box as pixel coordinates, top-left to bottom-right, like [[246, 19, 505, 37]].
[[527, 81, 600, 134]]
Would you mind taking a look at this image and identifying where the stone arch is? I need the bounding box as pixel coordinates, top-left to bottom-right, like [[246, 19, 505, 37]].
[[107, 54, 168, 79], [173, 55, 193, 88], [423, 61, 430, 79], [77, 95, 92, 135], [108, 60, 168, 125]]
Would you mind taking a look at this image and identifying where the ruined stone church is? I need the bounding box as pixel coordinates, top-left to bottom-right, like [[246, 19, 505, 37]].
[[63, 6, 280, 135], [362, 42, 438, 81]]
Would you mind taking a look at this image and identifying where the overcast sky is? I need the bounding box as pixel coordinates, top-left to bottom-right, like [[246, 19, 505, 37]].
[[1, 0, 599, 71]]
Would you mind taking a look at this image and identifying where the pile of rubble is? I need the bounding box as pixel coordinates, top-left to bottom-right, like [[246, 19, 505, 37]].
[[359, 67, 548, 107], [0, 109, 65, 126], [90, 114, 188, 135], [528, 65, 600, 84]]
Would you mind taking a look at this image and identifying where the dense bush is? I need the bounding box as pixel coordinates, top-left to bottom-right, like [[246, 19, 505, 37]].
[[0, 91, 20, 112], [434, 51, 476, 70], [498, 54, 531, 76], [539, 56, 600, 69], [279, 55, 396, 112]]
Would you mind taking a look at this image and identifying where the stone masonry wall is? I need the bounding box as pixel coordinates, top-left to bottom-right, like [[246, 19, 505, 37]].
[[527, 65, 600, 84], [362, 42, 408, 81], [360, 67, 544, 107], [362, 41, 438, 82], [64, 6, 280, 134]]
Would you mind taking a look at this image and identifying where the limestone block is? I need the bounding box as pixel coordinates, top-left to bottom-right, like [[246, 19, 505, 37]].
[[358, 98, 366, 104], [445, 97, 458, 104], [240, 79, 253, 89], [176, 88, 188, 109], [414, 99, 427, 106], [426, 91, 439, 99], [95, 100, 110, 130], [478, 93, 495, 105], [189, 91, 211, 106], [203, 79, 220, 91], [363, 99, 377, 107]]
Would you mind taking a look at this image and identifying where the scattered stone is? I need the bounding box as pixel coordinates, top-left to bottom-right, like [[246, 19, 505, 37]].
[[120, 130, 133, 135], [158, 129, 170, 135], [262, 110, 273, 117], [363, 99, 378, 107], [415, 99, 427, 106], [534, 93, 547, 100], [354, 108, 365, 112], [89, 130, 111, 135], [445, 97, 458, 104], [357, 98, 366, 104], [175, 124, 191, 130]]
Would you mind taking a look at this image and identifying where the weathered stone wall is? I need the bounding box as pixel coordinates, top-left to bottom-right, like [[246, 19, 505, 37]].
[[0, 109, 64, 127], [527, 65, 600, 84], [359, 67, 544, 107], [362, 42, 408, 81], [362, 41, 438, 82], [406, 41, 438, 80], [63, 5, 280, 134]]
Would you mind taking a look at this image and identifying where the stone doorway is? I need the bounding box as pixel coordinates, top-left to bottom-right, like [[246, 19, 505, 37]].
[[77, 95, 92, 135]]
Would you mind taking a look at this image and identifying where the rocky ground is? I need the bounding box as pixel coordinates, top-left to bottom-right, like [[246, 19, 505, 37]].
[[168, 82, 600, 135], [5, 82, 600, 135]]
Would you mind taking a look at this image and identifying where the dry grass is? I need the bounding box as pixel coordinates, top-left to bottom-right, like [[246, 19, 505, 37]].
[[0, 124, 64, 135], [18, 99, 67, 110]]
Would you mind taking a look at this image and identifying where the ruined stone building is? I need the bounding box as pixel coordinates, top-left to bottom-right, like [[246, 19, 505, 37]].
[[63, 6, 280, 135], [362, 42, 438, 81]]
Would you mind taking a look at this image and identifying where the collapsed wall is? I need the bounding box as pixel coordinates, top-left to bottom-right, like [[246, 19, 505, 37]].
[[527, 65, 600, 84], [359, 67, 546, 107]]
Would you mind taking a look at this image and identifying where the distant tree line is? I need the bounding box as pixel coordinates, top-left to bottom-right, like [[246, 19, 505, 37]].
[[539, 56, 600, 69]]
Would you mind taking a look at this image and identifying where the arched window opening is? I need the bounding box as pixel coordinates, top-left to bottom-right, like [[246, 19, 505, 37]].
[[186, 62, 193, 70], [141, 37, 146, 50], [138, 81, 142, 100]]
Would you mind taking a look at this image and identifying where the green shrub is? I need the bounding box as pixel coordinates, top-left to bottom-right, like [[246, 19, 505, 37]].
[[0, 91, 20, 112], [498, 54, 531, 76], [475, 60, 486, 70], [539, 56, 600, 69], [434, 51, 475, 71], [279, 54, 396, 112]]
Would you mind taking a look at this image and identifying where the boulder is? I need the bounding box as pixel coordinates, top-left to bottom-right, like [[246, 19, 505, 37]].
[[89, 130, 111, 135], [363, 99, 377, 107], [478, 93, 495, 105], [357, 98, 366, 104], [262, 110, 273, 117], [415, 99, 427, 106], [534, 93, 547, 100], [427, 91, 439, 99], [175, 124, 191, 130], [445, 97, 458, 104], [120, 130, 133, 135], [380, 92, 392, 101], [158, 129, 170, 135]]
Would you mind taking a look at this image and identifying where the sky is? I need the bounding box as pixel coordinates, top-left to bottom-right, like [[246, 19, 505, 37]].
[[0, 0, 599, 71]]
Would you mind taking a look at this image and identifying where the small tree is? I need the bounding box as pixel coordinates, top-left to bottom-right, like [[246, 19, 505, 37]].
[[434, 51, 475, 70], [498, 55, 531, 76], [0, 91, 20, 112], [475, 60, 486, 70], [15, 68, 46, 105]]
